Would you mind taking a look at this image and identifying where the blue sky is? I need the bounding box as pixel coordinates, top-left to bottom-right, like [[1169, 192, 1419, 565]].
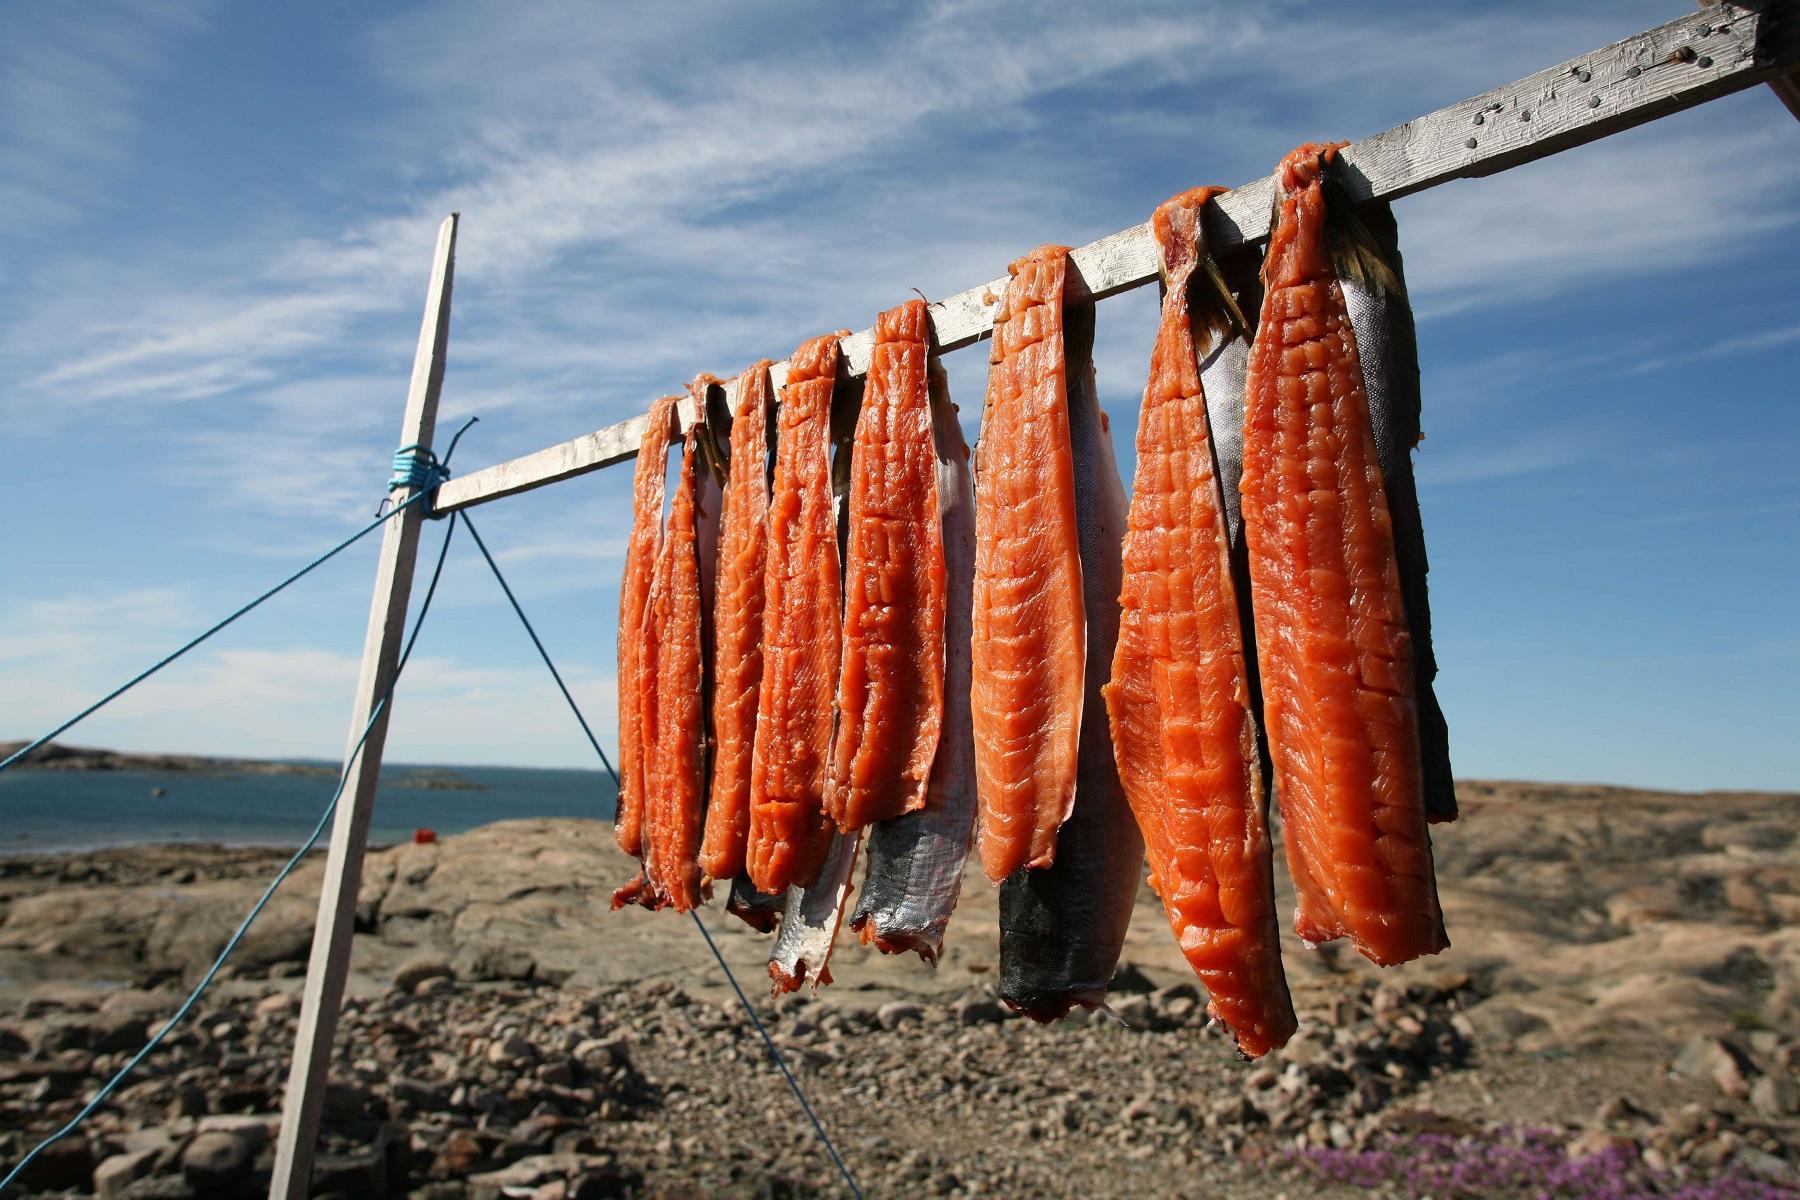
[[1, 0, 1794, 790]]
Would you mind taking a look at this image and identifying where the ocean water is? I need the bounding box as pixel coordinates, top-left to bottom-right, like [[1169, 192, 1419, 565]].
[[0, 763, 619, 854]]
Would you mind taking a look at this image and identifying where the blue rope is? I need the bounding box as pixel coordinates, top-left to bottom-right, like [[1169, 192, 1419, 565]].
[[0, 489, 428, 776], [0, 512, 459, 1197], [458, 513, 865, 1200], [457, 514, 617, 781], [3, 421, 479, 777], [687, 908, 866, 1200]]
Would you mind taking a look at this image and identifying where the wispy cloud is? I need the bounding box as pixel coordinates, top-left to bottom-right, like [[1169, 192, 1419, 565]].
[[1415, 425, 1605, 486], [0, 0, 215, 237]]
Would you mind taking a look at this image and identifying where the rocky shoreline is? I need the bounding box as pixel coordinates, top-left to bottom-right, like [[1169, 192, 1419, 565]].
[[1, 780, 1796, 1197]]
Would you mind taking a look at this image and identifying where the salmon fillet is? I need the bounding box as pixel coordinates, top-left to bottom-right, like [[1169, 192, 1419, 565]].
[[701, 361, 776, 882], [746, 333, 848, 894], [826, 300, 946, 832], [1239, 144, 1447, 967], [641, 423, 709, 913], [998, 281, 1143, 1021], [1103, 186, 1296, 1057], [1338, 203, 1458, 825], [615, 394, 680, 857], [851, 357, 979, 964], [970, 246, 1086, 882]]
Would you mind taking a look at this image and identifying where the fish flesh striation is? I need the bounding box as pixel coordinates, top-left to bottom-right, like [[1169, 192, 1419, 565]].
[[641, 421, 710, 913], [1338, 204, 1457, 825], [615, 394, 680, 859], [827, 300, 946, 832], [851, 357, 979, 963], [1103, 186, 1295, 1057], [1239, 143, 1446, 967], [998, 261, 1144, 1021], [747, 334, 848, 894], [702, 361, 777, 882], [970, 248, 1088, 882]]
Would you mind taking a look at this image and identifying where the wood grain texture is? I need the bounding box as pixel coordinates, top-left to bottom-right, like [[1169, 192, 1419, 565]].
[[432, 1, 1800, 512], [269, 216, 457, 1200]]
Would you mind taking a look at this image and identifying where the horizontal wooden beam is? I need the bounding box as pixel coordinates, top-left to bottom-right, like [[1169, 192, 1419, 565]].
[[433, 0, 1800, 514]]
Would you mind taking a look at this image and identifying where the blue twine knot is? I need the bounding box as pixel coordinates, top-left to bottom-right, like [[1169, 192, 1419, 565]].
[[381, 446, 449, 519], [390, 443, 448, 492], [378, 419, 479, 519]]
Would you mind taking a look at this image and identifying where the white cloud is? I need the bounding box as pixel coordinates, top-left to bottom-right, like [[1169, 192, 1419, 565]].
[[1398, 118, 1800, 319], [0, 0, 215, 234], [0, 584, 619, 768]]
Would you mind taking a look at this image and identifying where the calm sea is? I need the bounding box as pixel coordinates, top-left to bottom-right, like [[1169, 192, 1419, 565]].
[[0, 763, 619, 854]]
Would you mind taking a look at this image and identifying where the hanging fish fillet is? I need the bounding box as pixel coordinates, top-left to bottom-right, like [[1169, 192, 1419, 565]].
[[769, 830, 862, 991], [615, 395, 680, 858], [1102, 187, 1295, 1057], [851, 357, 978, 963], [701, 362, 777, 883], [827, 299, 946, 832], [641, 420, 710, 913], [970, 247, 1087, 882], [998, 272, 1144, 1021], [1341, 203, 1457, 826], [1239, 143, 1447, 967], [746, 334, 848, 894], [770, 369, 866, 987]]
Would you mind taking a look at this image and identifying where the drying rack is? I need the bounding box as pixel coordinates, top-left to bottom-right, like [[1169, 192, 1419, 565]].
[[269, 5, 1800, 1195]]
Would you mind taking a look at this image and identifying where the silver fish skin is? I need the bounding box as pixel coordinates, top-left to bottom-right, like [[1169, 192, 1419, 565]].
[[768, 374, 866, 990], [850, 361, 978, 964], [998, 293, 1144, 1021], [1197, 249, 1273, 794], [1336, 202, 1456, 824], [769, 829, 862, 991]]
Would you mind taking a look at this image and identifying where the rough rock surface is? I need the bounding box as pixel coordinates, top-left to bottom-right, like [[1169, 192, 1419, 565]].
[[0, 780, 1796, 1197]]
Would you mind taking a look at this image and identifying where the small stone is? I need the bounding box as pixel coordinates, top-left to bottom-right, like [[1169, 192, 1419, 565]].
[[253, 992, 297, 1018], [167, 1083, 207, 1119], [575, 1035, 631, 1067], [94, 1150, 160, 1200], [180, 1131, 251, 1192], [956, 997, 1008, 1026], [487, 1033, 538, 1067], [535, 1059, 576, 1087], [1566, 1130, 1638, 1161], [1597, 1094, 1652, 1126], [435, 1130, 487, 1175], [877, 1001, 924, 1031], [194, 1114, 275, 1150], [393, 956, 455, 993], [1712, 1050, 1754, 1100], [1750, 1074, 1798, 1117], [1660, 1102, 1713, 1141]]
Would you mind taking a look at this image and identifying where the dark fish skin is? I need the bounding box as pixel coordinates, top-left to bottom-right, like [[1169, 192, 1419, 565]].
[[726, 874, 784, 933], [1338, 203, 1456, 824], [998, 287, 1144, 1022], [850, 361, 978, 964]]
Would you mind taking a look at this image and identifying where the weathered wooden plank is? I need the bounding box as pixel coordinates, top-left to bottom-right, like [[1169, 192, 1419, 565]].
[[433, 1, 1799, 514], [268, 215, 457, 1200]]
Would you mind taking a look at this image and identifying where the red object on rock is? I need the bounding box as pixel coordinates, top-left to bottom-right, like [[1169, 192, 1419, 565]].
[[413, 828, 438, 845]]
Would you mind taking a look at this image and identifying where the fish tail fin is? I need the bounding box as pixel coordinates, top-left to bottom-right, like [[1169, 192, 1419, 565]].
[[1321, 172, 1404, 302]]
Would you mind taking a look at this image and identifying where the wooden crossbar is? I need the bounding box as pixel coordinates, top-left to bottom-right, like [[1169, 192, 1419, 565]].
[[432, 0, 1800, 515]]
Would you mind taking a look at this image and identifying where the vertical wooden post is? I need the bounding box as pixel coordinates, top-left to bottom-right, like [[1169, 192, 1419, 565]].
[[269, 213, 458, 1200]]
